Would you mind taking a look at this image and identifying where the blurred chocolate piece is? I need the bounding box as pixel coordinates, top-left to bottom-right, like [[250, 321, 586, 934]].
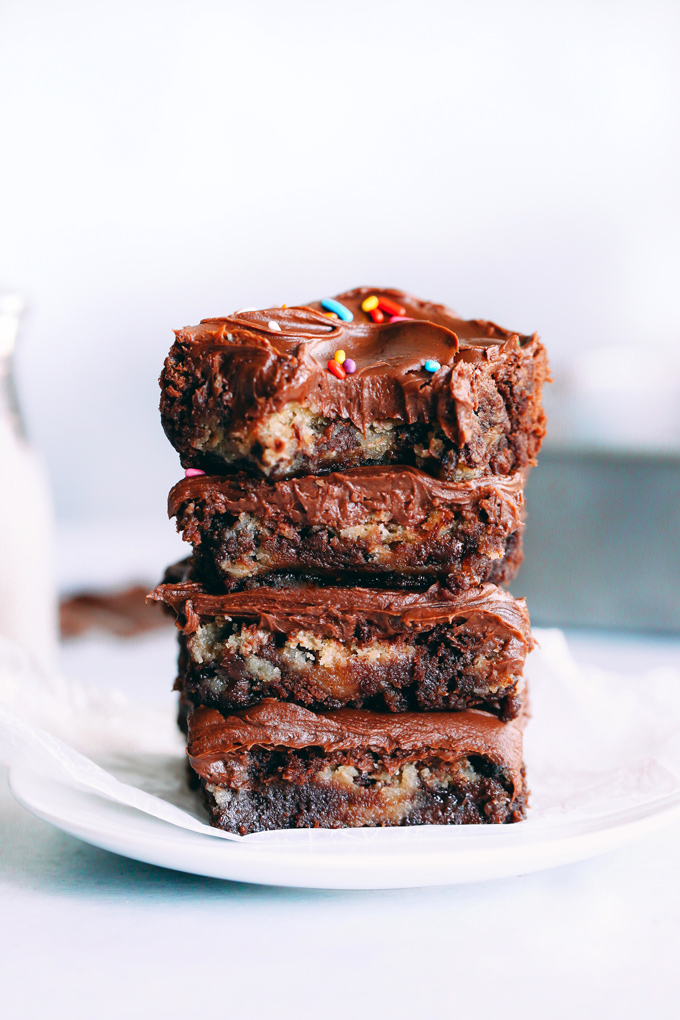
[[60, 585, 172, 638]]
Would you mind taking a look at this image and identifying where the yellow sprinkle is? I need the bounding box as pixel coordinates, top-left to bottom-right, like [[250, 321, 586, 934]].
[[334, 349, 346, 364], [282, 303, 287, 309], [324, 311, 338, 319], [361, 295, 379, 312]]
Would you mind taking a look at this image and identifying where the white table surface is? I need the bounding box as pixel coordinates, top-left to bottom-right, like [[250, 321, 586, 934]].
[[2, 520, 680, 1020]]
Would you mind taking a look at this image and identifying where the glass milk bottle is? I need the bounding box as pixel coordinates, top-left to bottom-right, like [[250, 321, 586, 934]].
[[0, 294, 58, 671]]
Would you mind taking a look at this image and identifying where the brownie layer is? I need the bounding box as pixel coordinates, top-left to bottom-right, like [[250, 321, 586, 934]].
[[169, 467, 525, 592], [151, 577, 532, 720], [188, 701, 527, 833], [160, 287, 548, 481]]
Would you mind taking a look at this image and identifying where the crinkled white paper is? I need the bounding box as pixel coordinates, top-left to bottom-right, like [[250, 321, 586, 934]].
[[1, 630, 679, 844]]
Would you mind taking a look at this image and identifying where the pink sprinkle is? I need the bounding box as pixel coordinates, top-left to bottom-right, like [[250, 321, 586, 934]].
[[185, 468, 205, 478], [344, 358, 356, 374], [389, 315, 414, 322]]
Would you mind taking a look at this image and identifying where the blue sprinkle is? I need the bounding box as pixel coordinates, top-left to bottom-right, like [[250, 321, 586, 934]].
[[321, 297, 353, 322], [424, 359, 441, 373]]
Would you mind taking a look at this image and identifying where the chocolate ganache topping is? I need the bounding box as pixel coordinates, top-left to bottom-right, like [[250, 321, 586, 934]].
[[163, 287, 540, 440], [168, 466, 525, 534], [150, 579, 533, 649], [187, 700, 526, 797]]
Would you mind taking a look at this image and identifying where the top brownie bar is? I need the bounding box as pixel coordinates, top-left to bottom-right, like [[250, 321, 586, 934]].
[[160, 287, 548, 481]]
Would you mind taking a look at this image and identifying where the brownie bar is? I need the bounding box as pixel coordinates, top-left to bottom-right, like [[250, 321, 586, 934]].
[[187, 700, 527, 833], [169, 466, 525, 592], [151, 577, 532, 720], [160, 287, 548, 482]]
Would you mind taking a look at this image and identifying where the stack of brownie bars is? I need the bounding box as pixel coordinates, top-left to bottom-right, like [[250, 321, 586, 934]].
[[151, 287, 549, 834]]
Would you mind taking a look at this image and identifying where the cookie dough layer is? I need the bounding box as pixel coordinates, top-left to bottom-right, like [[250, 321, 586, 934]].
[[187, 700, 527, 833], [169, 467, 525, 592], [151, 578, 532, 720], [160, 288, 548, 481]]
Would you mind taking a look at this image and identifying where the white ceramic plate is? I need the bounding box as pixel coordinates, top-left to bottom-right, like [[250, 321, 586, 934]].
[[10, 767, 680, 889]]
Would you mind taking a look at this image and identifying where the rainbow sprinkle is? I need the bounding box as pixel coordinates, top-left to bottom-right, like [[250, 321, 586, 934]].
[[327, 359, 347, 380], [378, 296, 406, 317], [321, 297, 353, 321]]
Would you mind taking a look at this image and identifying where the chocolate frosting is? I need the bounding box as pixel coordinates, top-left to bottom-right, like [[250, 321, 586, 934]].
[[164, 287, 541, 442], [150, 577, 532, 648], [187, 700, 525, 797], [168, 466, 525, 534]]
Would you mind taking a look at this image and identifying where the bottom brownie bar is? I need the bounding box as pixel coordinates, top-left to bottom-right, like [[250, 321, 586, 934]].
[[187, 700, 527, 833]]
